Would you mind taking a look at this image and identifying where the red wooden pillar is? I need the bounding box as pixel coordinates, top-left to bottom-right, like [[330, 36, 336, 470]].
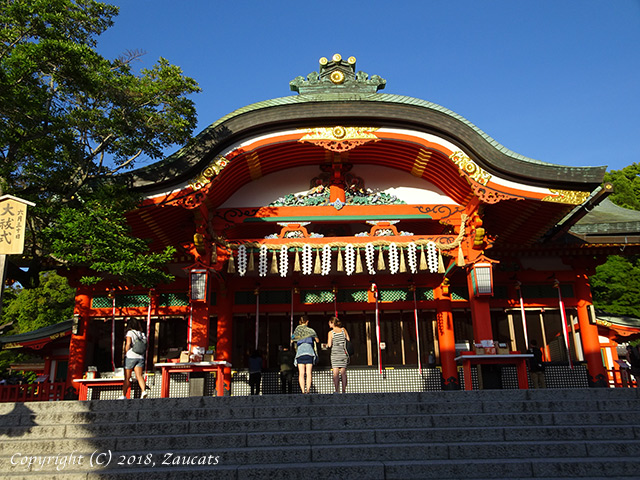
[[574, 272, 607, 387], [66, 289, 91, 398], [190, 301, 210, 348], [435, 285, 460, 390], [215, 287, 233, 395], [467, 271, 493, 342]]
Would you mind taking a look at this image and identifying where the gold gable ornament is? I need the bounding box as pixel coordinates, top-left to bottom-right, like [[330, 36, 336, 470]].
[[299, 126, 379, 152], [542, 189, 591, 205], [449, 151, 491, 186]]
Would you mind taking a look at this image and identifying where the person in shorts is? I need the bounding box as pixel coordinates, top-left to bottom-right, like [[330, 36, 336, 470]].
[[120, 318, 149, 399], [292, 316, 319, 394]]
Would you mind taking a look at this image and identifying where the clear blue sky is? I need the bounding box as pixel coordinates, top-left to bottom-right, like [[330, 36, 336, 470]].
[[96, 0, 640, 172]]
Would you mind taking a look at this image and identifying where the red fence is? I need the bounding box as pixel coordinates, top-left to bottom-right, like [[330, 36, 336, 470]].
[[607, 368, 637, 389], [0, 382, 66, 402]]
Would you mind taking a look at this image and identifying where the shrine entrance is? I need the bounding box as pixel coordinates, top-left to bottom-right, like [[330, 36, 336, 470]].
[[230, 307, 441, 371]]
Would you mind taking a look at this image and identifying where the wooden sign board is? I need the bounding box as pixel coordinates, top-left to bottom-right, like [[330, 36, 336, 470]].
[[0, 195, 34, 255]]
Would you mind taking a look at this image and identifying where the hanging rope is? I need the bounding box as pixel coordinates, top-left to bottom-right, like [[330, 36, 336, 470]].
[[290, 288, 294, 343], [372, 283, 382, 374], [187, 303, 193, 353], [556, 282, 573, 369], [517, 284, 529, 351], [255, 289, 260, 351], [226, 215, 468, 253], [413, 288, 422, 375], [145, 294, 152, 373], [111, 295, 116, 372]]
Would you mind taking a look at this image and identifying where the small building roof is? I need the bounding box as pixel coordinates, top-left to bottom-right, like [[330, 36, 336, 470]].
[[572, 198, 640, 235], [0, 320, 72, 350]]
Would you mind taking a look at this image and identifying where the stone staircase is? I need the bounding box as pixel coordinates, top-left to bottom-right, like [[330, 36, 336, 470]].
[[1, 388, 639, 479]]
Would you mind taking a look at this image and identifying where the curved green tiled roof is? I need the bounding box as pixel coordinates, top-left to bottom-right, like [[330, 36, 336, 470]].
[[171, 92, 555, 167], [126, 88, 606, 191], [0, 320, 72, 346]]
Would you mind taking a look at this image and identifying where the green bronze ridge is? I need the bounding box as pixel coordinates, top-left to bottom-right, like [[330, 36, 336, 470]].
[[125, 57, 607, 191]]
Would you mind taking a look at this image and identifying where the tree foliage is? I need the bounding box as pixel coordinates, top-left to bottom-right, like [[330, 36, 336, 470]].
[[603, 164, 640, 211], [0, 271, 75, 376], [1, 271, 75, 334], [0, 0, 200, 287], [591, 255, 640, 318], [591, 163, 640, 317]]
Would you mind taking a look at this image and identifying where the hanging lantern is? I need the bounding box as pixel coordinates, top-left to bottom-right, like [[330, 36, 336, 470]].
[[470, 262, 493, 296], [190, 268, 209, 301]]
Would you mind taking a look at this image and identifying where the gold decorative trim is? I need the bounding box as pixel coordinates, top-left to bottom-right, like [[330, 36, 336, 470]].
[[471, 184, 515, 204], [299, 126, 379, 152], [449, 151, 491, 186], [542, 189, 590, 205], [247, 152, 262, 180], [411, 149, 432, 177], [330, 70, 345, 84], [189, 155, 228, 190]]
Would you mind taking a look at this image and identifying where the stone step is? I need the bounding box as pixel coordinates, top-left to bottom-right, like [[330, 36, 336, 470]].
[[2, 409, 637, 447], [1, 389, 639, 478], [1, 387, 638, 416], [4, 393, 638, 426], [6, 456, 640, 479], [4, 426, 640, 463], [5, 439, 640, 474]]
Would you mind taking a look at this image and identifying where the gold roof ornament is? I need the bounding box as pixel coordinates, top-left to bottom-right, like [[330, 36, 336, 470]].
[[542, 189, 591, 205], [299, 126, 380, 152], [290, 54, 386, 94]]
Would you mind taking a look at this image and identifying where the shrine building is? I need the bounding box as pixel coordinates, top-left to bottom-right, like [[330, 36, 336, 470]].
[[62, 55, 640, 396]]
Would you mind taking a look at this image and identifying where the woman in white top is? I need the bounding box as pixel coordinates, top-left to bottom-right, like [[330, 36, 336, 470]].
[[120, 318, 148, 399]]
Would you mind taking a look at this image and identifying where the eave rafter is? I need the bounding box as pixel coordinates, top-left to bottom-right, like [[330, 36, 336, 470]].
[[129, 127, 597, 255], [146, 127, 591, 212]]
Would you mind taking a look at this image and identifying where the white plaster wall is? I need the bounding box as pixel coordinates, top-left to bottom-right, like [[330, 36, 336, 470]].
[[219, 165, 458, 208]]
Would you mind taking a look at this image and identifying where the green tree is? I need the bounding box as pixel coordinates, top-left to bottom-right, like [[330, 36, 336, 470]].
[[1, 271, 74, 334], [603, 163, 640, 211], [591, 255, 640, 318], [591, 163, 640, 317], [0, 0, 200, 288], [0, 271, 75, 376]]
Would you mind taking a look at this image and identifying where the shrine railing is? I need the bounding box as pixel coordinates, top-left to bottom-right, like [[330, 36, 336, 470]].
[[0, 382, 66, 402], [606, 368, 637, 389]]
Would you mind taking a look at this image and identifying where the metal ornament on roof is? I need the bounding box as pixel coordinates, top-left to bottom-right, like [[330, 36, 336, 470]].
[[289, 53, 386, 95]]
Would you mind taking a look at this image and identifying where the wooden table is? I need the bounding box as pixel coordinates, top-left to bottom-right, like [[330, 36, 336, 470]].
[[454, 354, 533, 390], [74, 378, 125, 401], [154, 361, 232, 398]]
